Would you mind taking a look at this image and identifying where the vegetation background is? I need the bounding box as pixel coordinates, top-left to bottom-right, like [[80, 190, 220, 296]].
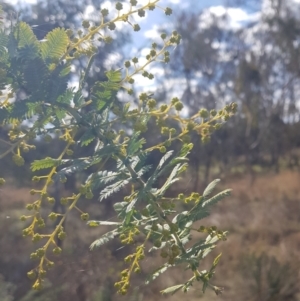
[[1, 0, 300, 300]]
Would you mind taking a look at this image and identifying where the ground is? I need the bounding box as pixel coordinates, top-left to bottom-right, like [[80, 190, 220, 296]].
[[0, 168, 299, 301]]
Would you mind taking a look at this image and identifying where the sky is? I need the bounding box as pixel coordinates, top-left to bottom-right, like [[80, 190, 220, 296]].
[[72, 0, 261, 100], [7, 0, 262, 103], [9, 0, 227, 46], [114, 0, 261, 95], [8, 0, 260, 49], [133, 0, 224, 45]]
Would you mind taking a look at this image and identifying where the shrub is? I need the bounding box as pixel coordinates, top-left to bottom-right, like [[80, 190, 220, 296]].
[[0, 1, 236, 296]]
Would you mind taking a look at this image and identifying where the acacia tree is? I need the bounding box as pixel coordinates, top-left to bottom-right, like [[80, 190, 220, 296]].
[[19, 0, 130, 87], [0, 1, 236, 296]]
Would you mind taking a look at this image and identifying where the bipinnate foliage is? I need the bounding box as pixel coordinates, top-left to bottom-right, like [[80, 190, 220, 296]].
[[0, 1, 237, 296]]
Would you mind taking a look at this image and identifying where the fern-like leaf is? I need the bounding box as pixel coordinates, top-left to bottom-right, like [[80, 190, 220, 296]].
[[156, 163, 183, 196], [99, 179, 130, 201], [56, 87, 74, 105], [157, 151, 174, 171], [90, 230, 119, 250], [126, 132, 146, 156], [105, 69, 122, 82], [202, 189, 232, 208], [23, 58, 48, 96], [54, 159, 95, 180], [90, 170, 121, 190], [146, 264, 171, 284], [87, 220, 120, 227], [189, 209, 210, 223], [17, 43, 39, 62], [203, 179, 220, 198], [59, 64, 71, 77], [94, 143, 119, 158], [15, 22, 39, 50], [160, 284, 184, 295], [8, 99, 36, 121], [79, 130, 96, 146], [40, 28, 69, 61], [31, 157, 62, 171]]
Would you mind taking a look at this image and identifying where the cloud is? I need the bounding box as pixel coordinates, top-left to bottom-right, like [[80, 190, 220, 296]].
[[144, 25, 162, 40], [200, 5, 260, 30], [10, 0, 37, 5], [103, 52, 123, 69], [167, 0, 181, 3]]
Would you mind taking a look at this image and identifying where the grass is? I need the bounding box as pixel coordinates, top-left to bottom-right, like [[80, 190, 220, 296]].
[[0, 168, 300, 300]]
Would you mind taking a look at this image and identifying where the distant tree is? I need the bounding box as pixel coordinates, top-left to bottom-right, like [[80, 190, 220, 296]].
[[158, 0, 300, 183]]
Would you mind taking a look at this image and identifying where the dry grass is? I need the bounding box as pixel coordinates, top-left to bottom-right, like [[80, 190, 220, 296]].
[[0, 170, 300, 301]]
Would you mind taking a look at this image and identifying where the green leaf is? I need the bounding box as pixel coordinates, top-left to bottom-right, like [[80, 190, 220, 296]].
[[99, 178, 130, 201], [79, 130, 95, 146], [87, 220, 121, 227], [172, 211, 188, 224], [177, 143, 192, 158], [54, 108, 66, 120], [40, 28, 69, 61], [160, 284, 184, 295], [56, 88, 74, 104], [105, 69, 122, 82], [184, 241, 215, 258], [90, 230, 118, 250], [54, 158, 97, 180], [202, 281, 208, 293], [113, 202, 128, 213], [126, 132, 146, 155], [123, 102, 130, 114], [59, 64, 71, 77], [202, 189, 232, 208], [93, 86, 111, 101], [198, 235, 220, 259], [189, 208, 210, 223], [80, 53, 96, 85], [146, 264, 171, 284], [95, 143, 119, 158], [124, 209, 134, 226], [213, 253, 222, 267], [126, 195, 139, 213], [15, 22, 39, 50], [23, 57, 49, 96], [156, 163, 183, 196], [0, 42, 8, 60], [145, 152, 174, 190], [157, 151, 173, 171], [31, 157, 62, 171], [8, 100, 36, 121], [96, 99, 106, 111], [46, 66, 69, 103], [90, 170, 121, 190], [17, 43, 39, 61], [156, 147, 189, 182], [148, 241, 167, 252], [203, 179, 220, 198], [73, 91, 84, 106], [54, 173, 67, 184], [7, 31, 18, 57]]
